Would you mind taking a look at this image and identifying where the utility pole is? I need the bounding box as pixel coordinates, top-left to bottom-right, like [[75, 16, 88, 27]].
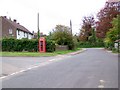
[[37, 13, 40, 39], [70, 20, 72, 36]]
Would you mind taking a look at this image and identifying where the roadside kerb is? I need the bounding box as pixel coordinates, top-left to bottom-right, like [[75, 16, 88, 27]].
[[67, 48, 87, 55]]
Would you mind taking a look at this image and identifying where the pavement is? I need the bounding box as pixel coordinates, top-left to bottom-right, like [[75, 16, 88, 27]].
[[0, 49, 86, 79], [2, 48, 118, 88]]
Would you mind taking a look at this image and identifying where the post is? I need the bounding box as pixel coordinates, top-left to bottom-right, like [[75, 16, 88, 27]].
[[37, 13, 40, 39], [70, 20, 72, 36]]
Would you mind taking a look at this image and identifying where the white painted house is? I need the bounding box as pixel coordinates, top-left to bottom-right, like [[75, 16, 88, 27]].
[[16, 29, 33, 39]]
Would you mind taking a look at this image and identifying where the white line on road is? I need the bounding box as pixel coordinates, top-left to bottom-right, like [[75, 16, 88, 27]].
[[0, 49, 84, 80], [0, 56, 69, 80]]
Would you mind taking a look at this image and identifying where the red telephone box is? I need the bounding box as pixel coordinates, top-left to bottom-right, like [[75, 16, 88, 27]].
[[39, 37, 46, 52]]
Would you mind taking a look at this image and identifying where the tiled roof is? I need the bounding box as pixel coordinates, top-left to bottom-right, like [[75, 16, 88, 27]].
[[2, 16, 33, 35], [115, 39, 120, 42], [107, 0, 120, 2]]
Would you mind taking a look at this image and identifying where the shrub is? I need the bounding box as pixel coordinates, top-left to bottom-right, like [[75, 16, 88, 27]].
[[2, 38, 39, 52], [78, 40, 104, 48], [46, 37, 55, 52], [51, 25, 75, 50]]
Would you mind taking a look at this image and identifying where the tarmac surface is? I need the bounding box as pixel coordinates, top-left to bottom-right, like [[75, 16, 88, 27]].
[[2, 48, 118, 88]]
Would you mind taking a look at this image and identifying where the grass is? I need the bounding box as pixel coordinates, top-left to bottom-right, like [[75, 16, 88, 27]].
[[0, 48, 81, 57]]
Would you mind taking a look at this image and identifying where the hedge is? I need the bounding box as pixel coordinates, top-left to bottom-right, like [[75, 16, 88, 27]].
[[46, 38, 55, 52], [2, 38, 55, 52], [78, 41, 104, 48]]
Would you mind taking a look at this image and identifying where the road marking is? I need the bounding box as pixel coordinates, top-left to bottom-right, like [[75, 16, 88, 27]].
[[0, 57, 67, 80], [0, 52, 75, 80], [98, 80, 105, 88], [0, 70, 26, 79], [49, 59, 56, 61], [98, 85, 104, 88]]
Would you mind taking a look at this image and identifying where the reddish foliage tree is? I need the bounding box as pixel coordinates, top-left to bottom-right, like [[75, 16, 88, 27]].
[[96, 1, 120, 38], [79, 15, 95, 41]]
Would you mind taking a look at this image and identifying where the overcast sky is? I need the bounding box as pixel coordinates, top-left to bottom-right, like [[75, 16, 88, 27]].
[[0, 0, 106, 35]]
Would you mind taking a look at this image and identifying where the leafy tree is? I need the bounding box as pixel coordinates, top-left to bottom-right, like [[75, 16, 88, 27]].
[[88, 28, 96, 44], [51, 25, 75, 50], [104, 15, 120, 49], [79, 15, 95, 41], [96, 1, 120, 38]]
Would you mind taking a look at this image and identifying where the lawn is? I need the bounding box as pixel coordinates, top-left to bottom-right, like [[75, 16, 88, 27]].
[[0, 48, 81, 57]]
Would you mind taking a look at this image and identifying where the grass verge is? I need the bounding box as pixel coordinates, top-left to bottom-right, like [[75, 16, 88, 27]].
[[0, 48, 81, 57]]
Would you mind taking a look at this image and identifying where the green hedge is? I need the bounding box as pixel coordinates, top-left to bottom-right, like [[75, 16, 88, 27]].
[[46, 38, 55, 52], [2, 38, 55, 52], [78, 41, 104, 48]]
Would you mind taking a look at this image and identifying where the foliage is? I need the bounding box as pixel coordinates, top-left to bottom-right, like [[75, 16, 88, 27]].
[[79, 15, 95, 41], [2, 38, 38, 52], [88, 28, 96, 44], [104, 15, 120, 49], [96, 1, 120, 38], [46, 37, 56, 52], [51, 25, 75, 50], [2, 37, 56, 52], [78, 40, 104, 48]]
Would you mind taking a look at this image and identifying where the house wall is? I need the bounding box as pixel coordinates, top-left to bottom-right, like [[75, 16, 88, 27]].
[[17, 29, 27, 39], [2, 17, 17, 38], [1, 17, 33, 39], [16, 29, 33, 39], [28, 34, 33, 39]]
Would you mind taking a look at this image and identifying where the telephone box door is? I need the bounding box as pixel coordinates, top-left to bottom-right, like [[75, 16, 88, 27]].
[[39, 37, 46, 52]]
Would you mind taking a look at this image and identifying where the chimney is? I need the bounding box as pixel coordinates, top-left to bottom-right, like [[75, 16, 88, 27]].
[[4, 16, 7, 18], [32, 31, 34, 34], [13, 19, 17, 23]]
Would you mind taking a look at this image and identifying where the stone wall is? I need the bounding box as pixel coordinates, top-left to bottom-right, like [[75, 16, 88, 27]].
[[56, 45, 68, 51]]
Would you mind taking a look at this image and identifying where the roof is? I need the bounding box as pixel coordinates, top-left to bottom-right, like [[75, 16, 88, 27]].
[[107, 0, 120, 2], [115, 39, 120, 42], [1, 16, 33, 35]]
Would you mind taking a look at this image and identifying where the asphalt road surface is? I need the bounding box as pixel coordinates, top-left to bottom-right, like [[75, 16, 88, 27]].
[[2, 48, 118, 88]]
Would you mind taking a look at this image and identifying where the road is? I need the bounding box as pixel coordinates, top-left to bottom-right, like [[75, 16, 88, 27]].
[[1, 56, 55, 77], [2, 48, 118, 88]]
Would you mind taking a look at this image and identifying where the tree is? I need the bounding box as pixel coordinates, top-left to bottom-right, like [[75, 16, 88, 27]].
[[51, 25, 75, 50], [96, 1, 120, 38], [104, 15, 120, 49], [79, 15, 95, 41], [88, 28, 96, 44]]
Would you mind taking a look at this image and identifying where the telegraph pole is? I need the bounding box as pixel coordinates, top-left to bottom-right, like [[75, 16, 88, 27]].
[[70, 20, 72, 36], [37, 13, 40, 39]]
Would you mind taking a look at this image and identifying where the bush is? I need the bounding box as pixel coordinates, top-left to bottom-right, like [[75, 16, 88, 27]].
[[78, 40, 104, 48], [46, 38, 55, 52], [112, 48, 119, 53], [104, 15, 120, 50], [1, 38, 56, 52], [51, 25, 76, 50], [2, 38, 39, 52]]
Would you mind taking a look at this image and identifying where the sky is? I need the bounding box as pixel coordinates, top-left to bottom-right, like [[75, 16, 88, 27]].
[[0, 0, 106, 35]]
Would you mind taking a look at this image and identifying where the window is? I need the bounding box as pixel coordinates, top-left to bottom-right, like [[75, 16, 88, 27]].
[[24, 32, 25, 37], [18, 30, 20, 35], [9, 29, 12, 35]]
